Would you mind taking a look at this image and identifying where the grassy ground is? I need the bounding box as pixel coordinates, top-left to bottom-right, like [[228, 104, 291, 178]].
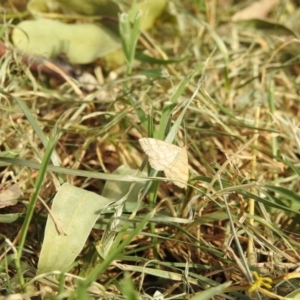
[[1, 0, 300, 299]]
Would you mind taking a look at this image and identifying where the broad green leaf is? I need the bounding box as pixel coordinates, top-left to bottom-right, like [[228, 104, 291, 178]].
[[12, 19, 120, 64], [102, 165, 147, 212], [0, 213, 23, 223], [20, 0, 166, 66], [285, 288, 300, 299], [37, 183, 113, 274], [137, 0, 167, 31]]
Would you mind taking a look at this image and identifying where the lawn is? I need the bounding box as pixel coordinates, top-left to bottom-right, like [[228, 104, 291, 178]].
[[0, 0, 300, 299]]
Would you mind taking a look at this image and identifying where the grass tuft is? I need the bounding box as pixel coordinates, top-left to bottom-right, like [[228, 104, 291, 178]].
[[1, 0, 300, 299]]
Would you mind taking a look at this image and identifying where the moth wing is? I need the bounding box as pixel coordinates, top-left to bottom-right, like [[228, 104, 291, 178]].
[[164, 146, 189, 188], [139, 138, 180, 171]]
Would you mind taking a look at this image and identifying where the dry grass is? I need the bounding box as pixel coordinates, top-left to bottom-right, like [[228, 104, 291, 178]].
[[1, 0, 300, 299]]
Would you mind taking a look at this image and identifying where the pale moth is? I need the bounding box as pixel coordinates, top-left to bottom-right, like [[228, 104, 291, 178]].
[[139, 138, 188, 188]]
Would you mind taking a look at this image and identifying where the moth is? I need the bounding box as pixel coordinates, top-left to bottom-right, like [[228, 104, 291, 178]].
[[139, 138, 189, 188]]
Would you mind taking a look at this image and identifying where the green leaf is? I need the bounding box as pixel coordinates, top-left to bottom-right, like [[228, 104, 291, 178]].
[[12, 19, 120, 64], [37, 183, 113, 274], [137, 0, 167, 31], [285, 287, 300, 299], [102, 165, 147, 212]]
